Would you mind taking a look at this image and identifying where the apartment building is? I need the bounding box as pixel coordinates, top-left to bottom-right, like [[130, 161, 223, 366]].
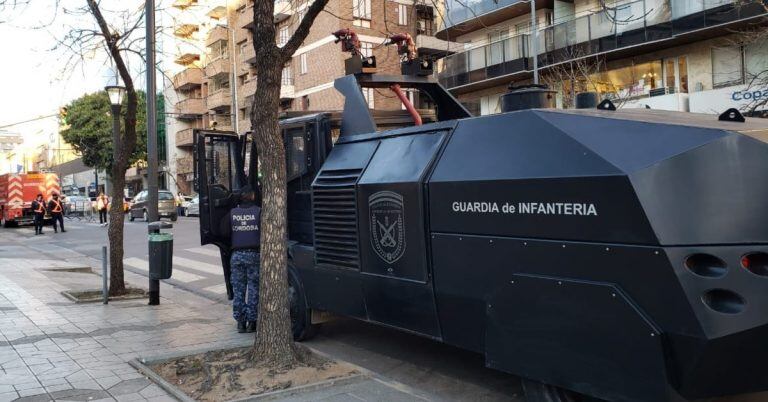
[[164, 0, 446, 193], [164, 0, 213, 194], [434, 0, 768, 116]]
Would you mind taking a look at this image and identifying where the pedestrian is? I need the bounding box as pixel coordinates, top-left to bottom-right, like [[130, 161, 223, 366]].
[[176, 192, 185, 217], [228, 184, 261, 333], [48, 193, 66, 233], [31, 193, 46, 235], [97, 192, 109, 226]]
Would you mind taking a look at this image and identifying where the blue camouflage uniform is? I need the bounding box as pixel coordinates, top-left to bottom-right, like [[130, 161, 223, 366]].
[[229, 203, 262, 323]]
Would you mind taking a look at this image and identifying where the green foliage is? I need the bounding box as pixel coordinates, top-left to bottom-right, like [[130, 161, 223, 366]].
[[60, 90, 148, 173]]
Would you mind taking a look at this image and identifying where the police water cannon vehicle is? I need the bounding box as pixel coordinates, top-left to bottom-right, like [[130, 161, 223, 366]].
[[193, 38, 768, 402]]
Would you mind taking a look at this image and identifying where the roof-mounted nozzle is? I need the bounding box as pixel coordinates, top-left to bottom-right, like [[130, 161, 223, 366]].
[[333, 28, 377, 75], [501, 83, 556, 112], [386, 33, 433, 76]]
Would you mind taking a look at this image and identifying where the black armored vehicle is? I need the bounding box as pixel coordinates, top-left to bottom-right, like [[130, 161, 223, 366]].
[[194, 72, 768, 401]]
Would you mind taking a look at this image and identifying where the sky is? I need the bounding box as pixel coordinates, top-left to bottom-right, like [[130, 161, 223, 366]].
[[0, 0, 170, 146]]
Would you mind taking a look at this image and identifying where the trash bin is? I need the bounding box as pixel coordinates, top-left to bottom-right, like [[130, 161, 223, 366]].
[[148, 222, 173, 280]]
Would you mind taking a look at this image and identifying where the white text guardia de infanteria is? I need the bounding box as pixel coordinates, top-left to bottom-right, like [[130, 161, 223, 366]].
[[452, 201, 598, 216]]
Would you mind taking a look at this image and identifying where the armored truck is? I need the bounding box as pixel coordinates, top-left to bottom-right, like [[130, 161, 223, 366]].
[[194, 73, 768, 402]]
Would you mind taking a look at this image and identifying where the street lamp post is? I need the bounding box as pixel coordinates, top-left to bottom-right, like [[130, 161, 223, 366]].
[[105, 85, 126, 166]]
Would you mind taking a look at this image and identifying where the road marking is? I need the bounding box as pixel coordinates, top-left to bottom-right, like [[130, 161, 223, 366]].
[[203, 283, 227, 294], [123, 257, 148, 271], [123, 257, 204, 283], [172, 256, 222, 275], [185, 247, 221, 258]]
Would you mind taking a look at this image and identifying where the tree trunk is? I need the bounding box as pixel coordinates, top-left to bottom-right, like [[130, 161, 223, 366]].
[[250, 62, 296, 367], [108, 166, 127, 296], [86, 0, 138, 297]]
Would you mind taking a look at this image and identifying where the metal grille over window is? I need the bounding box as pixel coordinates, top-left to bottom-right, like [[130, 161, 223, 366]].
[[312, 169, 362, 270]]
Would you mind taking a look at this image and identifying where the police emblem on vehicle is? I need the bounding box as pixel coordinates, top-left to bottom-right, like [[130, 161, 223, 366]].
[[369, 191, 406, 264]]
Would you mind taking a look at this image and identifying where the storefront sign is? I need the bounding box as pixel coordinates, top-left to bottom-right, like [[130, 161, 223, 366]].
[[689, 84, 768, 114]]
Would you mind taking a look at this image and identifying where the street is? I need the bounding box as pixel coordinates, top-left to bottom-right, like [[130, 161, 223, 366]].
[[2, 215, 521, 401]]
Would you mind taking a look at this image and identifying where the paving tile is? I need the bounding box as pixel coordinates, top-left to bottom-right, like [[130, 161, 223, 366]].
[[44, 382, 73, 393], [108, 379, 151, 396], [16, 387, 47, 397], [68, 379, 103, 391], [95, 376, 123, 389], [13, 381, 42, 391], [144, 396, 175, 402], [0, 392, 17, 402], [113, 392, 147, 402]]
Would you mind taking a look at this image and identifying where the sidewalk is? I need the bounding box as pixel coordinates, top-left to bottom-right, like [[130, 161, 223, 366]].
[[0, 232, 425, 402]]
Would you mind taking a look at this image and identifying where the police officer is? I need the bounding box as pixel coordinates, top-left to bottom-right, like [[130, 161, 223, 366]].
[[31, 193, 46, 235], [228, 184, 261, 333], [48, 193, 66, 233]]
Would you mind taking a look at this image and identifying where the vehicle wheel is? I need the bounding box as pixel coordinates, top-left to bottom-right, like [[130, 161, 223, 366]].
[[522, 379, 602, 402], [143, 210, 148, 222], [170, 214, 178, 222], [288, 266, 319, 341]]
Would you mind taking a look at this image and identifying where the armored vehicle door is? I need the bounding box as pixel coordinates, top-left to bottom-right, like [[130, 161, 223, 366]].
[[194, 129, 247, 299], [355, 129, 449, 337]]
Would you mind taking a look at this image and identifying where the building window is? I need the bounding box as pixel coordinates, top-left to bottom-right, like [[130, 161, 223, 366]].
[[353, 0, 372, 28], [712, 46, 744, 88], [282, 65, 293, 86], [745, 41, 768, 83], [300, 53, 308, 75], [398, 4, 407, 25], [360, 42, 373, 58], [362, 87, 375, 109], [277, 26, 290, 47]]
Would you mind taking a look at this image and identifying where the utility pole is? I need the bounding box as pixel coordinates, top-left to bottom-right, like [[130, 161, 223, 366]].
[[146, 0, 160, 305], [530, 0, 539, 84]]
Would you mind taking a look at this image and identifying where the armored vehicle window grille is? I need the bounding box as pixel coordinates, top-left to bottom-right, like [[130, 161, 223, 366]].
[[313, 169, 362, 270]]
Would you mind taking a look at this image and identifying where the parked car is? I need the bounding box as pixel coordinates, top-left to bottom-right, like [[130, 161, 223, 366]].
[[63, 195, 91, 215], [128, 190, 177, 221], [185, 195, 200, 217]]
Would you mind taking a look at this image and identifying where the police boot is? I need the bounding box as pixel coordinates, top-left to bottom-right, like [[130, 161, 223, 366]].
[[237, 321, 247, 333], [247, 321, 256, 333]]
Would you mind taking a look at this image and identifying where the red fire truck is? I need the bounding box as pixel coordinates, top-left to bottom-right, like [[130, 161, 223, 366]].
[[0, 172, 61, 227]]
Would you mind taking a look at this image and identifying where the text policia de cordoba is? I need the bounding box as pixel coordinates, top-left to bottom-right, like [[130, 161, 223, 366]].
[[451, 201, 598, 216]]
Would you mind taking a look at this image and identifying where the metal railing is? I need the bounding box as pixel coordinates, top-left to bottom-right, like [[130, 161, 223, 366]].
[[437, 0, 766, 89]]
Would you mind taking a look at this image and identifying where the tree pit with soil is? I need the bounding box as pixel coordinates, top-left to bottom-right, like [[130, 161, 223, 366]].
[[150, 345, 358, 401]]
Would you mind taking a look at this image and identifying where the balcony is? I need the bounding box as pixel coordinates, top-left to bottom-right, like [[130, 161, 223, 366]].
[[239, 116, 252, 133], [274, 0, 293, 23], [240, 4, 254, 29], [211, 114, 233, 131], [438, 0, 768, 92], [206, 25, 229, 47], [204, 56, 231, 78], [207, 89, 232, 111], [280, 85, 295, 100], [438, 34, 530, 90], [174, 23, 199, 38], [175, 52, 200, 66], [175, 98, 205, 119], [239, 79, 257, 106], [437, 0, 540, 40], [207, 5, 227, 20], [235, 25, 251, 43], [173, 0, 197, 9], [240, 42, 257, 66], [172, 68, 203, 91], [176, 155, 193, 174], [175, 128, 195, 147], [416, 34, 467, 56]]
